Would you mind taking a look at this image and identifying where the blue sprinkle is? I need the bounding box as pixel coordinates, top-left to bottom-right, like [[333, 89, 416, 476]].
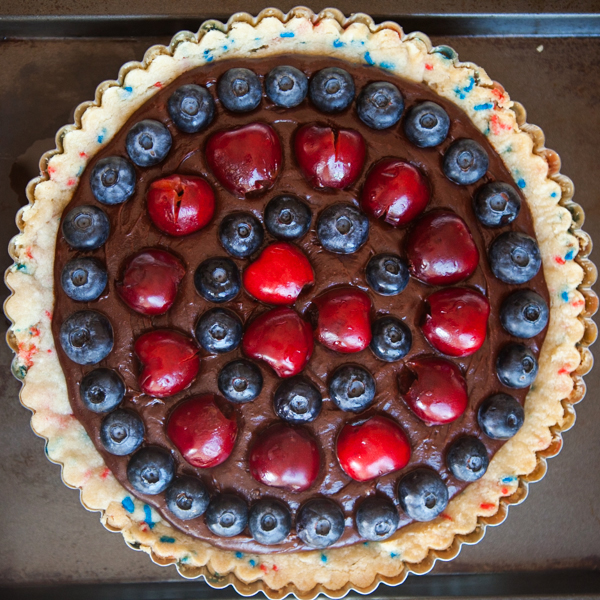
[[97, 127, 107, 144], [505, 146, 513, 153], [380, 61, 394, 69], [321, 553, 328, 563], [561, 291, 569, 302], [123, 86, 133, 93], [160, 536, 175, 543], [181, 556, 189, 563], [122, 497, 135, 513], [254, 37, 260, 41], [454, 77, 475, 100], [551, 191, 558, 198], [280, 31, 294, 38], [76, 166, 83, 176], [16, 263, 28, 272], [484, 125, 491, 136], [222, 45, 228, 51], [235, 552, 243, 559], [474, 102, 494, 111], [502, 476, 516, 484], [565, 249, 575, 261], [454, 87, 466, 100], [464, 77, 475, 93], [363, 541, 369, 546], [203, 49, 214, 62], [143, 504, 155, 529], [517, 178, 526, 189], [333, 39, 345, 48], [249, 559, 257, 567], [390, 552, 399, 558], [364, 51, 374, 65]]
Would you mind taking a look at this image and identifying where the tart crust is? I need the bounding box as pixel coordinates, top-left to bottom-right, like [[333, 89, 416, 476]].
[[4, 7, 597, 598]]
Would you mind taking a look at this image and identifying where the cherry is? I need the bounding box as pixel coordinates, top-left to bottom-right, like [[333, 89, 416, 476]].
[[336, 415, 411, 482], [117, 248, 185, 316], [406, 210, 479, 285], [206, 122, 282, 198], [134, 330, 199, 398], [399, 357, 468, 425], [294, 124, 366, 189], [249, 423, 320, 492], [167, 395, 237, 468], [422, 287, 490, 357], [243, 242, 314, 306], [361, 159, 430, 227], [147, 174, 215, 236], [242, 307, 313, 378]]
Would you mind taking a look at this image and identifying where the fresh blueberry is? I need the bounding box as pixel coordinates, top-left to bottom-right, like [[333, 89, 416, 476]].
[[90, 156, 136, 205], [329, 365, 376, 413], [473, 182, 521, 227], [356, 496, 399, 541], [218, 359, 263, 404], [397, 468, 449, 522], [500, 290, 549, 338], [274, 376, 322, 423], [219, 212, 264, 258], [218, 68, 262, 113], [488, 232, 542, 284], [248, 498, 292, 545], [265, 65, 308, 108], [59, 310, 113, 365], [62, 205, 110, 250], [80, 368, 125, 413], [165, 476, 210, 521], [370, 316, 412, 362], [403, 101, 450, 148], [127, 446, 175, 495], [357, 81, 404, 130], [478, 393, 524, 439], [443, 139, 489, 185], [366, 254, 409, 296], [317, 203, 369, 254], [167, 84, 215, 133], [309, 67, 355, 113], [205, 494, 248, 537], [496, 343, 538, 388], [194, 257, 241, 303], [195, 308, 243, 353], [264, 195, 312, 240], [446, 436, 489, 482], [297, 498, 345, 548], [61, 257, 107, 302], [125, 119, 172, 167], [100, 409, 144, 456]]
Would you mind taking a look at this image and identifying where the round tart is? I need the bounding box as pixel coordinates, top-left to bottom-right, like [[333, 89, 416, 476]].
[[5, 8, 596, 598]]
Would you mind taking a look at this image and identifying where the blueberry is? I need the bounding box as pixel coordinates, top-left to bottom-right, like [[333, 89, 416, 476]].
[[397, 468, 449, 522], [317, 203, 369, 254], [309, 67, 355, 113], [500, 290, 549, 338], [488, 232, 541, 284], [90, 156, 136, 205], [297, 498, 345, 548], [329, 365, 376, 413], [356, 496, 399, 541], [473, 182, 521, 227], [167, 84, 215, 133], [218, 359, 263, 404], [80, 368, 125, 413], [61, 257, 107, 302], [446, 436, 489, 482], [59, 310, 113, 365], [370, 316, 412, 362], [478, 393, 524, 439], [205, 494, 248, 537], [127, 446, 175, 495], [274, 376, 322, 423], [62, 205, 110, 250], [443, 139, 489, 185], [194, 257, 241, 303], [496, 343, 538, 388], [265, 65, 308, 108], [248, 498, 292, 545], [100, 409, 144, 456], [366, 254, 409, 296], [357, 81, 404, 129], [165, 476, 210, 521], [264, 195, 312, 240], [125, 119, 172, 167], [218, 68, 262, 113], [195, 308, 243, 353], [403, 101, 450, 148], [218, 212, 264, 258]]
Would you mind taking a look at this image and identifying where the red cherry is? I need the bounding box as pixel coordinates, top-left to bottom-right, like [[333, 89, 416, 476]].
[[314, 288, 372, 353], [361, 159, 430, 226], [249, 424, 320, 492], [405, 210, 479, 285], [134, 330, 199, 398], [243, 242, 314, 306], [147, 174, 215, 236], [294, 124, 366, 189], [336, 415, 411, 482], [422, 287, 490, 357], [399, 357, 468, 425], [206, 122, 282, 198], [117, 248, 185, 316], [242, 307, 313, 378]]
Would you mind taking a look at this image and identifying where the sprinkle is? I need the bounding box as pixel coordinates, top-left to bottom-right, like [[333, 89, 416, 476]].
[[272, 565, 278, 571], [363, 541, 369, 546], [67, 178, 76, 187], [79, 151, 87, 159], [364, 51, 374, 65], [143, 504, 155, 529], [235, 552, 243, 559], [561, 291, 570, 302], [501, 487, 509, 495], [280, 31, 294, 38], [158, 536, 174, 543], [181, 556, 190, 563], [474, 102, 494, 111], [502, 476, 516, 484], [455, 77, 476, 100], [572, 298, 585, 308], [24, 247, 33, 260], [321, 553, 328, 563], [480, 503, 495, 511], [100, 467, 110, 479], [47, 165, 56, 176], [558, 366, 570, 375], [15, 263, 28, 273], [565, 249, 575, 260], [517, 178, 526, 189], [551, 191, 559, 198], [390, 552, 399, 558], [203, 49, 214, 62], [45, 310, 52, 320], [222, 45, 228, 51], [122, 497, 135, 513], [425, 63, 433, 71], [260, 564, 268, 573], [249, 559, 257, 567], [441, 513, 453, 521], [76, 166, 83, 176], [490, 114, 512, 135], [554, 256, 566, 265], [97, 127, 107, 144], [123, 86, 133, 93], [380, 61, 394, 70], [491, 88, 506, 101], [153, 82, 163, 89], [333, 39, 344, 48]]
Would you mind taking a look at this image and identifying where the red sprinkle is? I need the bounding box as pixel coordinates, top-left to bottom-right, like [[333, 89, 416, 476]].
[[480, 503, 495, 511], [79, 151, 88, 159], [18, 342, 38, 367], [272, 565, 278, 571], [154, 81, 163, 88], [101, 467, 111, 479], [441, 513, 453, 521], [558, 367, 570, 375], [67, 178, 76, 187], [30, 326, 40, 337], [554, 256, 566, 265], [425, 63, 433, 71], [47, 165, 56, 176], [501, 487, 509, 495], [491, 87, 506, 101], [490, 114, 512, 136], [25, 247, 33, 260], [45, 310, 53, 321], [260, 564, 268, 573], [572, 298, 585, 308], [140, 523, 149, 532]]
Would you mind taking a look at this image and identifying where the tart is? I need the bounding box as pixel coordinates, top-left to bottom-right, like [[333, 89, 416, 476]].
[[5, 7, 596, 598]]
